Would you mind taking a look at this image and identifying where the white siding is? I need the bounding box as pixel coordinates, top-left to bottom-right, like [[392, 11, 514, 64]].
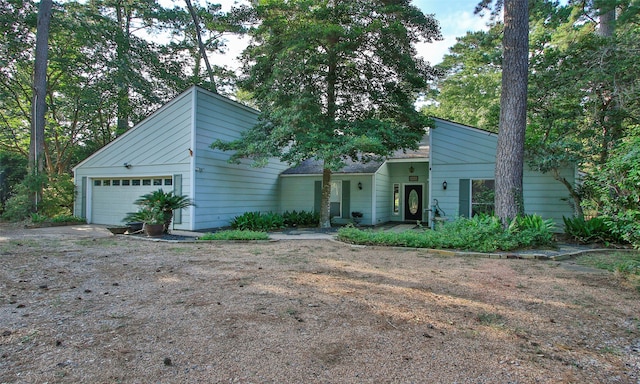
[[280, 176, 317, 213], [74, 89, 194, 227], [280, 174, 376, 226], [190, 88, 289, 229], [429, 118, 575, 227], [523, 166, 576, 227], [374, 163, 390, 224]]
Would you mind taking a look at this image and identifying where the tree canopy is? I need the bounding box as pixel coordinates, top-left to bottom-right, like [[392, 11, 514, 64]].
[[212, 0, 441, 227]]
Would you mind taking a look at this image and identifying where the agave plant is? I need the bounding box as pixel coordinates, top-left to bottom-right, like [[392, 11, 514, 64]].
[[129, 189, 194, 233]]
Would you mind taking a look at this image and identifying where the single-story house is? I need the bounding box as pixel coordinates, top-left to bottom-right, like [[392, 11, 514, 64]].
[[73, 86, 577, 230]]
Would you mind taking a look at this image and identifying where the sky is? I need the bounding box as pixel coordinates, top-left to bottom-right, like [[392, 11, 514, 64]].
[[207, 0, 492, 69]]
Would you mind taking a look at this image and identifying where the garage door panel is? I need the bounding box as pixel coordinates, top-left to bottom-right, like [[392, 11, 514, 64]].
[[91, 177, 172, 225]]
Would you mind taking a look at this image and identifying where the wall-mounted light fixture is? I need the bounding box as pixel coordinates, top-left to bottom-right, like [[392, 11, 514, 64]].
[[409, 165, 415, 174], [442, 181, 447, 190], [124, 162, 132, 169], [195, 167, 204, 173], [358, 182, 363, 190]]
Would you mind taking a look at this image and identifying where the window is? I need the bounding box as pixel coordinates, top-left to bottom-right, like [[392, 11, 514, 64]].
[[471, 180, 495, 216], [330, 181, 342, 218], [112, 179, 120, 186], [164, 178, 172, 186], [393, 184, 400, 214], [94, 180, 101, 186], [122, 179, 130, 186], [132, 179, 141, 186], [103, 180, 111, 186], [142, 179, 151, 186], [153, 179, 162, 186]]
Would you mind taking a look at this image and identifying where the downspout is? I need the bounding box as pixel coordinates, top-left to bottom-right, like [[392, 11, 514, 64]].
[[189, 87, 197, 230], [371, 173, 376, 225], [428, 128, 434, 226]]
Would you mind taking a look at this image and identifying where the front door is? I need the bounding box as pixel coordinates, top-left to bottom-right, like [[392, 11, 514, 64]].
[[404, 185, 423, 221]]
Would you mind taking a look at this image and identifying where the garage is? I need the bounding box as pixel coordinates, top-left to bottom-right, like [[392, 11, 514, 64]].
[[90, 176, 173, 225]]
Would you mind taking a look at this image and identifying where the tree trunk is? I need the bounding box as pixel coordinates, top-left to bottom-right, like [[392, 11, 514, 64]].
[[597, 5, 615, 37], [185, 0, 217, 93], [318, 43, 339, 229], [495, 0, 528, 224], [319, 167, 332, 228], [115, 2, 131, 136], [29, 0, 52, 211]]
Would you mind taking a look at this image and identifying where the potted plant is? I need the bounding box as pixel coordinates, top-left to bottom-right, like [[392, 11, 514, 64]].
[[128, 189, 194, 234], [124, 207, 165, 236]]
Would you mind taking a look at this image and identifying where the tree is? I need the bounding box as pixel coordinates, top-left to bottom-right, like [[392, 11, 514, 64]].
[[212, 0, 441, 228], [30, 0, 52, 210], [492, 0, 529, 223], [423, 27, 503, 131]]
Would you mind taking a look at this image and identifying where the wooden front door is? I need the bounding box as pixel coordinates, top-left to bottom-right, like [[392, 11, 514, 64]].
[[404, 185, 423, 221]]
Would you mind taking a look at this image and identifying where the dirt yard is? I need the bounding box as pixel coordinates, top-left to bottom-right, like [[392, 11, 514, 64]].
[[1, 224, 639, 383]]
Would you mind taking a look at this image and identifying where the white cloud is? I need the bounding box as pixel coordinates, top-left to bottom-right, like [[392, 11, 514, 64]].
[[418, 9, 492, 64]]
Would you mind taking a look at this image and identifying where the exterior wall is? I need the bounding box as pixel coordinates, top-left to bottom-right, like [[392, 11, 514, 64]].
[[384, 162, 429, 223], [280, 174, 375, 226], [73, 89, 194, 227], [430, 119, 500, 220], [190, 88, 289, 230], [373, 163, 390, 225], [523, 166, 576, 227], [429, 118, 575, 228]]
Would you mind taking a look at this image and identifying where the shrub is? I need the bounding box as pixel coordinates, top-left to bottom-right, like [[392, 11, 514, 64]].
[[2, 173, 75, 221], [282, 210, 319, 227], [50, 215, 86, 224], [231, 211, 285, 231], [338, 214, 556, 252], [563, 216, 622, 244]]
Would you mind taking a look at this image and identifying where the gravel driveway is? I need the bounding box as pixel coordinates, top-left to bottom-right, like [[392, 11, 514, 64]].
[[1, 224, 639, 383]]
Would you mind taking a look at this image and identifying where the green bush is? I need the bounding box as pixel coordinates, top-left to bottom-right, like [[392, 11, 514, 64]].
[[585, 133, 640, 248], [563, 216, 622, 244], [231, 211, 285, 231], [282, 210, 319, 227], [2, 173, 75, 221], [50, 215, 86, 224], [338, 214, 555, 252], [198, 230, 269, 241]]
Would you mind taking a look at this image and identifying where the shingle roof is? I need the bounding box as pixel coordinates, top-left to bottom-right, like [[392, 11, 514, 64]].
[[281, 146, 430, 175], [281, 158, 384, 175]]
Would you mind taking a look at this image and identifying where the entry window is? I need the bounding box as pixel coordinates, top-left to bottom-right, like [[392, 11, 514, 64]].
[[471, 180, 495, 216], [393, 184, 400, 215], [330, 181, 342, 218]]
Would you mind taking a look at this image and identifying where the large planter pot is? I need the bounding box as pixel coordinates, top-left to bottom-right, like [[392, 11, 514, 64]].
[[143, 223, 165, 237]]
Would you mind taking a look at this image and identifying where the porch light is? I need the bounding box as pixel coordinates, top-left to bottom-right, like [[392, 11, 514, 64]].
[[358, 182, 363, 190], [124, 163, 132, 169], [409, 165, 414, 173], [442, 181, 447, 190]]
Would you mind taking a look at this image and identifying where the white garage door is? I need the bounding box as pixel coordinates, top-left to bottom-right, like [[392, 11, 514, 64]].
[[91, 176, 173, 225]]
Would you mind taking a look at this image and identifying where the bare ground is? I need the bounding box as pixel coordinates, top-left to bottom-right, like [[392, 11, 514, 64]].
[[1, 224, 639, 383]]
